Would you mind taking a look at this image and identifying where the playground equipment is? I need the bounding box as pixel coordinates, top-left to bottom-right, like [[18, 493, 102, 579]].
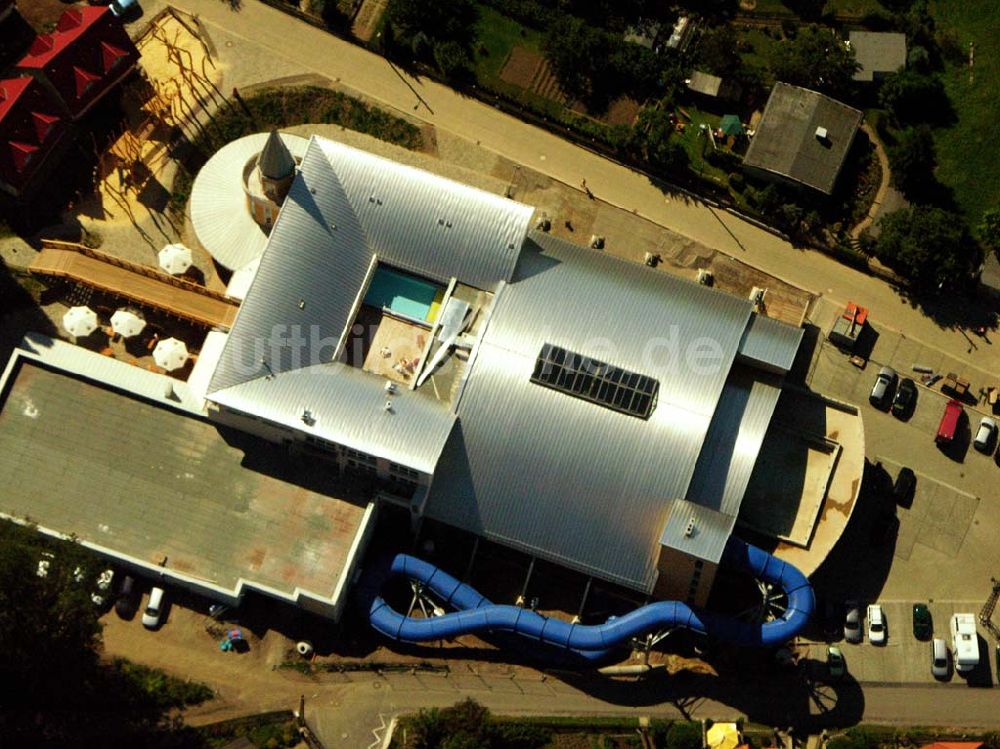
[[219, 628, 246, 652], [369, 537, 814, 662]]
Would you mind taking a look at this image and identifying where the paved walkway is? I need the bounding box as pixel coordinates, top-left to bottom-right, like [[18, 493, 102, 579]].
[[850, 123, 891, 240], [163, 0, 1000, 378]]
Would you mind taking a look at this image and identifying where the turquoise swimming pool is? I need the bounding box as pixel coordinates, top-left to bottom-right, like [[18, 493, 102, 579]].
[[364, 266, 442, 323]]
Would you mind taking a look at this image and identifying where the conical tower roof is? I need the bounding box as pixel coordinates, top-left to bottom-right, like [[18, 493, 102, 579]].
[[258, 129, 295, 180]]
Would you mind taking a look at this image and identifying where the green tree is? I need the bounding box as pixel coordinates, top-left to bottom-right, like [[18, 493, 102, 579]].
[[770, 25, 859, 96], [384, 0, 477, 70], [875, 206, 981, 291], [543, 17, 610, 102], [886, 125, 935, 200], [695, 25, 742, 77], [433, 40, 473, 83], [878, 70, 950, 125], [979, 208, 1000, 254], [634, 106, 688, 174]]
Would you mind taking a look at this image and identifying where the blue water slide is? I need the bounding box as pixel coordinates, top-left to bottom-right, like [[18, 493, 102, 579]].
[[369, 537, 813, 657]]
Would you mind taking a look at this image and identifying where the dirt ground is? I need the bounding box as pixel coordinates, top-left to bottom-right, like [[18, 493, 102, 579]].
[[603, 97, 641, 127], [15, 0, 75, 33], [499, 46, 543, 89]]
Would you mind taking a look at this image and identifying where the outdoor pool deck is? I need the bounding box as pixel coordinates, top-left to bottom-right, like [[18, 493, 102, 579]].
[[0, 359, 372, 616]]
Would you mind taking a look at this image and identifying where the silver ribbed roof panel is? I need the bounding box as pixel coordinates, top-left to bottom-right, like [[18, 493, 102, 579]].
[[209, 141, 375, 394], [684, 367, 783, 519], [210, 363, 456, 475], [737, 313, 804, 374], [658, 499, 736, 564], [313, 137, 534, 289], [427, 233, 756, 593]]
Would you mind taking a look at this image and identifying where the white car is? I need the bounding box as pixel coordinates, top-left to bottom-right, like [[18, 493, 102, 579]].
[[973, 417, 997, 453], [867, 604, 886, 645], [142, 586, 166, 629], [931, 638, 949, 678], [844, 603, 862, 643], [91, 569, 115, 607]]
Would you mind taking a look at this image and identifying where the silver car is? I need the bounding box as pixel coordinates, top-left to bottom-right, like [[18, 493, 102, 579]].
[[844, 603, 862, 643], [974, 417, 997, 453], [931, 637, 949, 678], [869, 367, 896, 409]]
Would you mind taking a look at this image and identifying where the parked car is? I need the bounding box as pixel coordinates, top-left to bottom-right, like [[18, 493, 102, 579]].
[[844, 603, 862, 643], [936, 399, 963, 445], [142, 586, 166, 629], [115, 575, 138, 618], [974, 417, 997, 453], [931, 638, 949, 678], [827, 645, 846, 678], [893, 467, 916, 507], [869, 367, 897, 410], [36, 551, 54, 578], [912, 603, 933, 640], [892, 377, 917, 418], [867, 604, 887, 645]]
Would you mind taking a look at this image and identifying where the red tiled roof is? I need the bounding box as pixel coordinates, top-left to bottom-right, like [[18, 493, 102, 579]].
[[72, 66, 101, 98], [0, 77, 67, 194], [8, 141, 38, 173], [100, 41, 129, 73], [19, 7, 108, 69]]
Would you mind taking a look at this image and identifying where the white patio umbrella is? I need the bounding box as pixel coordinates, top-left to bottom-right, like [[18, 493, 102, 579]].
[[158, 243, 193, 275], [62, 305, 98, 338], [152, 337, 189, 371], [110, 309, 146, 338]]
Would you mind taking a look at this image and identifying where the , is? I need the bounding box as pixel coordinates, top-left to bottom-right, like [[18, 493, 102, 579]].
[[844, 602, 862, 643], [142, 586, 166, 629], [973, 417, 997, 453], [931, 637, 949, 678], [826, 645, 846, 678], [912, 603, 932, 640], [869, 366, 896, 409], [867, 603, 886, 645], [891, 377, 917, 418]]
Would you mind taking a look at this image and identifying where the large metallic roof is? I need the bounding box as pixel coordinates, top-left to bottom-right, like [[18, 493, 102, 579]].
[[207, 135, 533, 473], [426, 233, 761, 592], [210, 363, 456, 475], [311, 137, 533, 289]]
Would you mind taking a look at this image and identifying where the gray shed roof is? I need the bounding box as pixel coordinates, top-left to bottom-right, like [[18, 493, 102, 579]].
[[659, 499, 736, 565], [849, 31, 906, 82], [743, 82, 863, 194], [427, 233, 760, 592], [737, 313, 804, 373]]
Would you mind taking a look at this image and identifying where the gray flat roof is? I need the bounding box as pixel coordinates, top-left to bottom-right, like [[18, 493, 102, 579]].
[[849, 31, 906, 82], [743, 82, 863, 194], [0, 358, 370, 611]]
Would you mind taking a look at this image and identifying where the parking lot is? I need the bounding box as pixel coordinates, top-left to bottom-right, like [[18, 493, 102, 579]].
[[801, 322, 1000, 685]]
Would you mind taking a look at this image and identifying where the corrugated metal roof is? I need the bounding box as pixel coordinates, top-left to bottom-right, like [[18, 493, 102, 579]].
[[426, 233, 757, 593], [190, 132, 309, 271], [658, 499, 736, 564], [208, 141, 375, 394], [737, 313, 804, 373], [684, 367, 783, 519], [210, 363, 455, 475], [312, 137, 534, 289]]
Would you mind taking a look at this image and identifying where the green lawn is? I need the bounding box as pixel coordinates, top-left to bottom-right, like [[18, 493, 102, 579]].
[[748, 0, 880, 17], [929, 0, 1000, 230], [472, 4, 543, 81]]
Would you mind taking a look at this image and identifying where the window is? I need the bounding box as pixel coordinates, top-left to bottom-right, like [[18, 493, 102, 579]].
[[530, 343, 658, 419], [389, 462, 420, 481], [344, 448, 377, 467]]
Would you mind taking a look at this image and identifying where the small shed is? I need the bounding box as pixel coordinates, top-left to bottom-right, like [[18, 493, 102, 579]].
[[687, 70, 743, 102]]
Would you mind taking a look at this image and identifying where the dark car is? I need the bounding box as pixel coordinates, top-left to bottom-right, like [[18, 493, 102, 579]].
[[115, 575, 139, 618], [892, 378, 917, 418], [893, 467, 916, 508], [912, 603, 932, 640]]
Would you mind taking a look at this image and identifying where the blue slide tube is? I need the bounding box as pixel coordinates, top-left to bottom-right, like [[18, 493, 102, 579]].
[[369, 537, 814, 657]]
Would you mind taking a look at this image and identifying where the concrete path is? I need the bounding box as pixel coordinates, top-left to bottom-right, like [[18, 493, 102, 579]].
[[163, 0, 1000, 376], [850, 122, 892, 240]]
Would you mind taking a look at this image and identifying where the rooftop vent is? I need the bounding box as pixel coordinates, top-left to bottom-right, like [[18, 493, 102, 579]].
[[815, 126, 829, 141], [301, 409, 315, 426], [384, 400, 394, 413], [384, 381, 396, 394], [684, 518, 696, 537]]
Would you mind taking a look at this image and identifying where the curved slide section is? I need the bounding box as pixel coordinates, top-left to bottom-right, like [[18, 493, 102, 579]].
[[370, 538, 814, 657]]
